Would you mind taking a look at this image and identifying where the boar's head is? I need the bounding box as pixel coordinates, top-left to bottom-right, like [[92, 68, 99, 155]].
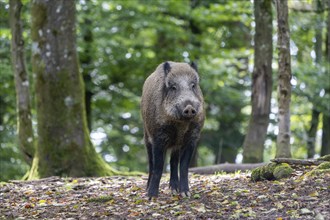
[[161, 61, 204, 122]]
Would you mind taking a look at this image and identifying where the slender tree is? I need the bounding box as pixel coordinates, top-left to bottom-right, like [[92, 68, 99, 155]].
[[307, 109, 320, 157], [28, 0, 116, 179], [242, 0, 273, 163], [9, 0, 35, 165], [307, 0, 324, 158], [321, 0, 330, 156], [275, 0, 292, 158]]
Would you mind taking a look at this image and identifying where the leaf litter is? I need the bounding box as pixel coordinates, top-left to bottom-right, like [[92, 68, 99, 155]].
[[0, 167, 329, 219]]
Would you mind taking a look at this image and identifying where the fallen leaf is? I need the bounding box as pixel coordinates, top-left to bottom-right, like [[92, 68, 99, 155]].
[[193, 193, 201, 199], [309, 191, 319, 197], [24, 203, 34, 209], [300, 208, 313, 215], [192, 203, 206, 213]]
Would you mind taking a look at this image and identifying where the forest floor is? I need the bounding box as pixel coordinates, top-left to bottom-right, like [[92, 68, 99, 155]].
[[1, 165, 329, 220]]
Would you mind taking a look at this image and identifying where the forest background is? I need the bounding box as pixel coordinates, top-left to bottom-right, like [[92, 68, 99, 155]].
[[0, 0, 329, 181]]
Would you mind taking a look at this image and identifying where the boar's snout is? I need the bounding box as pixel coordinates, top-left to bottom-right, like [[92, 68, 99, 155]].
[[182, 104, 197, 119]]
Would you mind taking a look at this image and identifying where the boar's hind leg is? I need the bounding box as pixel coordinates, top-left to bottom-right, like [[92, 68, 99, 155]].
[[147, 143, 166, 199], [179, 140, 197, 197], [169, 150, 179, 193]]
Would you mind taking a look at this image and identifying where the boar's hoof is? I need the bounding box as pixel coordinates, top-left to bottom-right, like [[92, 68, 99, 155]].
[[147, 190, 159, 200], [148, 193, 158, 201], [148, 196, 158, 201], [171, 189, 179, 195], [180, 191, 191, 198]]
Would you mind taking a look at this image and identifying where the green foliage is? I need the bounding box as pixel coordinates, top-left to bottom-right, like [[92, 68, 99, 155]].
[[75, 0, 252, 171], [1, 0, 329, 179]]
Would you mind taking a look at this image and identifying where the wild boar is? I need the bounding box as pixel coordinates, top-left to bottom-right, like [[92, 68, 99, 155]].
[[141, 61, 205, 199]]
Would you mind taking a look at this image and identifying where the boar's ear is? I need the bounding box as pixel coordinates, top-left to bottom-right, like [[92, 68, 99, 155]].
[[190, 61, 198, 72], [163, 61, 171, 76]]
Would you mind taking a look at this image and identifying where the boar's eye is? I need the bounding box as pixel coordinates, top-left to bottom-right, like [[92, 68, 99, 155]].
[[191, 83, 196, 89], [170, 85, 177, 91]]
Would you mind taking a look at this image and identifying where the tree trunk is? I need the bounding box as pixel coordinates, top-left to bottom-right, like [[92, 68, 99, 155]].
[[321, 0, 330, 156], [307, 108, 320, 158], [321, 114, 330, 156], [215, 139, 223, 164], [306, 0, 323, 158], [275, 0, 292, 158], [314, 0, 324, 64], [189, 0, 202, 167], [9, 0, 35, 165], [242, 0, 272, 163], [28, 0, 116, 179], [79, 5, 94, 132]]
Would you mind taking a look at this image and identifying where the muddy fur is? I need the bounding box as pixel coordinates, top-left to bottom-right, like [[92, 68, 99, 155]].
[[141, 61, 205, 198]]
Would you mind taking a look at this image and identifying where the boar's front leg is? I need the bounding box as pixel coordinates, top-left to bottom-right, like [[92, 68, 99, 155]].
[[179, 144, 195, 197], [169, 150, 179, 194], [179, 131, 200, 197], [147, 139, 166, 199]]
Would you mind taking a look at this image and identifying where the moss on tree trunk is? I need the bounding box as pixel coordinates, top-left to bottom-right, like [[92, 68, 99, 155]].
[[28, 0, 117, 179]]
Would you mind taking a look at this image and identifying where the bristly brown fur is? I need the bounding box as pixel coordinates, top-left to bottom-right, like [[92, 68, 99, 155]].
[[141, 61, 205, 198]]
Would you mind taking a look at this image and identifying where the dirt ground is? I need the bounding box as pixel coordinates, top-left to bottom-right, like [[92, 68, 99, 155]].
[[1, 167, 329, 219]]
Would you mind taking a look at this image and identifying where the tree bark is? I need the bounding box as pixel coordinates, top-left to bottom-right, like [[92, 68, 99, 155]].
[[28, 0, 116, 179], [80, 5, 94, 132], [189, 0, 202, 167], [307, 108, 320, 158], [322, 115, 330, 156], [242, 0, 272, 163], [321, 0, 330, 156], [9, 0, 35, 165], [306, 0, 323, 158], [275, 0, 292, 158]]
